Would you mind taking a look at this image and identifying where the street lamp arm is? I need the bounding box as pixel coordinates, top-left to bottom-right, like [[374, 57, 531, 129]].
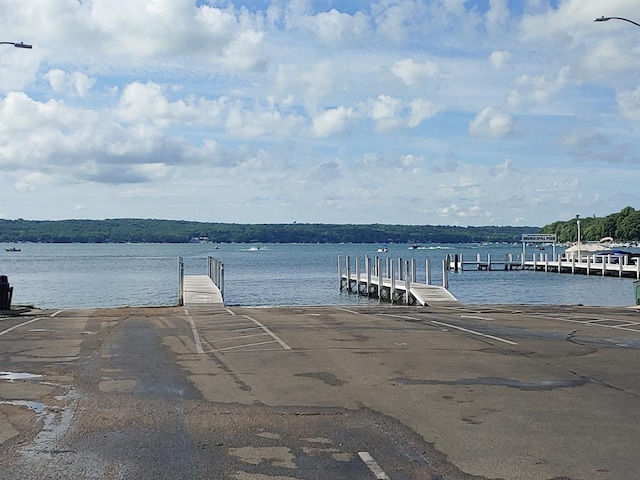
[[0, 41, 32, 48], [594, 16, 640, 28]]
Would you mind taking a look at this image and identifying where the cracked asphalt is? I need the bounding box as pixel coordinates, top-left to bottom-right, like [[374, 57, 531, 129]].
[[1, 303, 640, 479]]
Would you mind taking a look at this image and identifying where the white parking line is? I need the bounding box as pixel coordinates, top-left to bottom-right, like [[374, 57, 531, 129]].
[[461, 315, 496, 321], [0, 310, 64, 337], [433, 320, 519, 345], [0, 317, 46, 337], [216, 332, 270, 342], [335, 307, 362, 315], [358, 451, 390, 480], [208, 340, 278, 352], [384, 314, 518, 346], [243, 315, 292, 350]]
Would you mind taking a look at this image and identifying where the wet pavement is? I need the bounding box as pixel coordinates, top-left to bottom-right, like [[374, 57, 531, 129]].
[[1, 303, 640, 479]]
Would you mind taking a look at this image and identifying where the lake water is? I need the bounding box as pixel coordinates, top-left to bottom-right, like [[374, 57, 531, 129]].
[[1, 242, 638, 309]]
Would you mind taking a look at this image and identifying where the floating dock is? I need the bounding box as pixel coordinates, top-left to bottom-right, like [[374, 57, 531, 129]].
[[339, 255, 458, 306]]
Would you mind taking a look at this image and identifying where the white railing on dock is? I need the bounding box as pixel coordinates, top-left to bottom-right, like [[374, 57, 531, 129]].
[[445, 251, 640, 280], [338, 255, 458, 306], [178, 256, 225, 306], [207, 256, 225, 297], [523, 252, 640, 279]]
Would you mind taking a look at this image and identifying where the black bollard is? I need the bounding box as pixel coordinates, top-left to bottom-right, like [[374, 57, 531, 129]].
[[0, 275, 13, 310]]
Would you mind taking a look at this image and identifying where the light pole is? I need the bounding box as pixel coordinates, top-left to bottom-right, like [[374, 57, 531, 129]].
[[594, 16, 640, 28], [576, 214, 581, 261], [0, 41, 32, 49]]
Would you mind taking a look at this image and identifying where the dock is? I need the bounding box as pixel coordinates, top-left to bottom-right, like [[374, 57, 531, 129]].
[[339, 255, 459, 306], [182, 275, 224, 305], [179, 256, 225, 306], [448, 252, 640, 280]]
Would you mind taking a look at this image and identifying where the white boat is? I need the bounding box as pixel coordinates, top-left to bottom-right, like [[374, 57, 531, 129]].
[[564, 237, 612, 258], [377, 244, 389, 253]]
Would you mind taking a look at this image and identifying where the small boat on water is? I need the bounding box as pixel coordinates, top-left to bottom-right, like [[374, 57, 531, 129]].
[[377, 244, 389, 253], [5, 247, 21, 252]]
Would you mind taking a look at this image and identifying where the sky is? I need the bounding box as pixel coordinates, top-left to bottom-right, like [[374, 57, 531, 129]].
[[1, 0, 639, 227]]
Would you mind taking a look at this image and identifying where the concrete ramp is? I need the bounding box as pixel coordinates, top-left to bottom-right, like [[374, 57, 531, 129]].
[[410, 284, 459, 306]]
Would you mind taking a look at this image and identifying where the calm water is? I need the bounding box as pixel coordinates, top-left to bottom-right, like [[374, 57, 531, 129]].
[[1, 242, 638, 309]]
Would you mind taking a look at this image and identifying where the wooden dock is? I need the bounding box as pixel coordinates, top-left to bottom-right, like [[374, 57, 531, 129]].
[[339, 255, 459, 306]]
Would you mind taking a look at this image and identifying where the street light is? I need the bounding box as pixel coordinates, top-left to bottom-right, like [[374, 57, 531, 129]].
[[0, 41, 32, 49], [594, 16, 640, 28]]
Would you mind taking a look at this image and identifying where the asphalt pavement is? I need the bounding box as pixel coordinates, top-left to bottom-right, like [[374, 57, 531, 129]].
[[1, 302, 640, 479]]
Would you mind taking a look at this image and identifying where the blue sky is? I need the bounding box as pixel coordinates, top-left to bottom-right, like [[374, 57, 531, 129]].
[[1, 0, 639, 227]]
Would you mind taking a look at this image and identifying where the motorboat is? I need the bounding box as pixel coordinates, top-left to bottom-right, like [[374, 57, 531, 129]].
[[5, 247, 20, 252], [377, 244, 389, 253], [564, 237, 612, 259]]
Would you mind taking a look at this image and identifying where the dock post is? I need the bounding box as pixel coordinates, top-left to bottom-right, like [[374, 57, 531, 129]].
[[602, 256, 606, 276], [533, 252, 537, 270], [488, 253, 492, 271], [544, 254, 549, 272], [459, 253, 463, 271], [586, 255, 591, 276], [219, 263, 224, 299], [425, 259, 431, 285], [442, 260, 449, 289], [619, 258, 623, 277], [571, 256, 575, 274], [411, 258, 417, 282], [346, 256, 352, 291], [338, 256, 343, 290], [405, 260, 411, 304], [178, 256, 184, 306], [366, 256, 372, 297], [355, 257, 361, 294], [398, 257, 403, 280], [390, 261, 395, 304], [385, 257, 390, 278], [377, 257, 383, 302], [637, 259, 640, 280]]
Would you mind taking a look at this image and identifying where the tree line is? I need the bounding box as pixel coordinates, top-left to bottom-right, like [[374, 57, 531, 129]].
[[0, 218, 536, 244], [540, 206, 640, 243]]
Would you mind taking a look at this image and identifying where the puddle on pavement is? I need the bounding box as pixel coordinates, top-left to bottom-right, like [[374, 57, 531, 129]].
[[0, 400, 47, 414], [0, 371, 43, 381]]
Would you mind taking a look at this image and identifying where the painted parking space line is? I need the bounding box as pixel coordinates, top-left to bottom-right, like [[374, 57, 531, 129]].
[[0, 310, 64, 337], [358, 451, 390, 480], [434, 319, 519, 345], [215, 332, 270, 342], [460, 315, 496, 321], [521, 314, 640, 334], [208, 340, 279, 353], [243, 315, 292, 350], [384, 314, 518, 346]]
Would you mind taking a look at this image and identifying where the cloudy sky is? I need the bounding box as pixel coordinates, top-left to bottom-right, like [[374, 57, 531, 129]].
[[1, 0, 639, 227]]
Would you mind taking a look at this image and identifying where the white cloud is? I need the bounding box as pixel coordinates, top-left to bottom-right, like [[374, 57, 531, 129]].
[[617, 85, 640, 121], [489, 51, 511, 70], [391, 59, 439, 86], [509, 66, 570, 107], [0, 0, 639, 225], [469, 107, 514, 138], [310, 106, 353, 137], [44, 69, 95, 98]]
